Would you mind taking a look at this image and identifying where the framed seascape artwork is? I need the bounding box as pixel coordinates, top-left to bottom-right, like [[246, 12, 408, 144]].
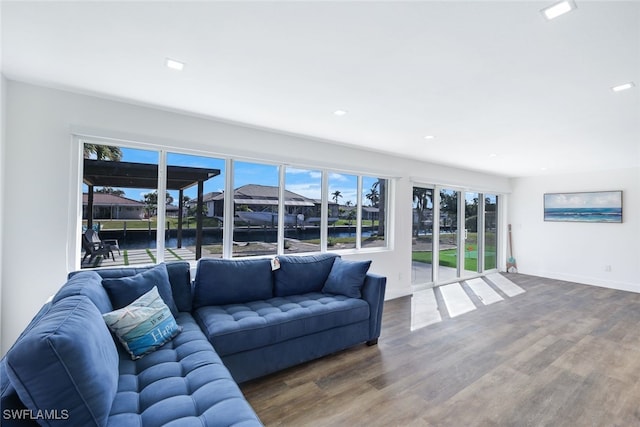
[[544, 191, 623, 223]]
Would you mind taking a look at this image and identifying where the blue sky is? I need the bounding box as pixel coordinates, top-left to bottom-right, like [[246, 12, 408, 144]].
[[87, 146, 380, 206]]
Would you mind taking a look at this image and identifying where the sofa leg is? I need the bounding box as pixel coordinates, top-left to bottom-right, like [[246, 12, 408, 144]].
[[366, 339, 378, 346]]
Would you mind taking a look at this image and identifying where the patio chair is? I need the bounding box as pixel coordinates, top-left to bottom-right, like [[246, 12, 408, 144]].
[[82, 229, 119, 264]]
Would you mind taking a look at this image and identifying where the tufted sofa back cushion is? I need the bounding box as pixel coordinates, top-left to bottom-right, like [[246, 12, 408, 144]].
[[193, 258, 274, 308], [53, 270, 113, 313], [5, 295, 119, 427], [1, 301, 55, 427], [68, 261, 193, 313], [274, 253, 339, 297]]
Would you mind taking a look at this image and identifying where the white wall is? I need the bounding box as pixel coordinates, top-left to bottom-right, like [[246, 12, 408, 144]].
[[0, 74, 5, 344], [1, 80, 510, 354], [0, 2, 5, 354], [509, 168, 640, 292]]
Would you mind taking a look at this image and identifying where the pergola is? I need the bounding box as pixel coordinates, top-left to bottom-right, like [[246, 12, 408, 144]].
[[83, 159, 220, 259]]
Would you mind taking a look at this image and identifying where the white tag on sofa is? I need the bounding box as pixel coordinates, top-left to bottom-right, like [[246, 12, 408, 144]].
[[271, 257, 280, 271]]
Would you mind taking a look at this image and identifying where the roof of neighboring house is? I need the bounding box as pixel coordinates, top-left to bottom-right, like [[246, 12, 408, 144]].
[[203, 192, 222, 202], [210, 185, 316, 206], [314, 199, 338, 206], [82, 193, 144, 207]]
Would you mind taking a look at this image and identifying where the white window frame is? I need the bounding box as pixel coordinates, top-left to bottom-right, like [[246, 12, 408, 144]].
[[71, 133, 394, 272]]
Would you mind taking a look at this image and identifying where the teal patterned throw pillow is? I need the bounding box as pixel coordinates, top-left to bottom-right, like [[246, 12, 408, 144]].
[[102, 286, 181, 360]]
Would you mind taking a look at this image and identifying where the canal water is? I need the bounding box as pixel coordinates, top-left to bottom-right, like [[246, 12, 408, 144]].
[[102, 227, 374, 250]]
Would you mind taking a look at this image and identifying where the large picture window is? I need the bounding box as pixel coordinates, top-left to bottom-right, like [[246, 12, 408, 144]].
[[165, 152, 225, 260], [328, 172, 358, 251], [284, 167, 322, 254], [362, 176, 388, 249], [82, 144, 159, 268], [78, 140, 390, 269], [232, 161, 280, 258]]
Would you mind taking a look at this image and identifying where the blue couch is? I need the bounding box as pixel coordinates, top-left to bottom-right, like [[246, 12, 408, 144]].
[[1, 254, 386, 426], [192, 253, 386, 383]]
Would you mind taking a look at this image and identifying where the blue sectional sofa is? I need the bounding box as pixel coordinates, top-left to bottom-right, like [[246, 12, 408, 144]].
[[1, 253, 386, 426]]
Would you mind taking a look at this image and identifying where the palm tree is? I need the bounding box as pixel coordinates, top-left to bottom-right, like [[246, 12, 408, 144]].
[[83, 144, 123, 161], [413, 187, 432, 236], [439, 190, 458, 231], [331, 190, 343, 204], [366, 184, 379, 207], [377, 180, 386, 237], [366, 180, 385, 237]]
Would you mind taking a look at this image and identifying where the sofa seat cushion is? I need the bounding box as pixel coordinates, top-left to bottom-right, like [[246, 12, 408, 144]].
[[108, 313, 262, 427], [194, 293, 370, 357]]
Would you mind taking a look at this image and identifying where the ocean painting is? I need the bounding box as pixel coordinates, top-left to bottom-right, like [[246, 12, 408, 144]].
[[544, 191, 622, 223]]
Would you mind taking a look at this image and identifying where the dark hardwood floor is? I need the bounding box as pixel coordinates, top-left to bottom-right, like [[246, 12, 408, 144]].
[[240, 274, 640, 426]]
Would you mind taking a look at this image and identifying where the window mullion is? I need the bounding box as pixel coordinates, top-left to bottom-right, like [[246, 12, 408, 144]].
[[223, 159, 234, 258], [432, 188, 441, 284], [457, 191, 464, 278], [356, 176, 363, 249], [478, 193, 486, 273], [321, 171, 329, 252], [156, 150, 167, 264], [277, 165, 286, 255]]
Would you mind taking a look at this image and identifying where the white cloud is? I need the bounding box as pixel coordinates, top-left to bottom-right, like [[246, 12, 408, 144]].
[[329, 172, 348, 181], [286, 168, 322, 180], [286, 167, 311, 175], [286, 183, 322, 199]]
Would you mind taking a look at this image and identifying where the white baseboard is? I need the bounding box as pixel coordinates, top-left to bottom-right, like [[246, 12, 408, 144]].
[[524, 269, 640, 294]]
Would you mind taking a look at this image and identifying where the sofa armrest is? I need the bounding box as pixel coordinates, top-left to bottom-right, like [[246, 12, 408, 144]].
[[361, 273, 386, 342]]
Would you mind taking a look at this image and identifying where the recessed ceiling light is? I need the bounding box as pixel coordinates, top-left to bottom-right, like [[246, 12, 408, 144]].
[[488, 153, 497, 158], [333, 110, 348, 116], [540, 0, 576, 20], [611, 82, 635, 92], [423, 135, 435, 140], [165, 58, 185, 71]]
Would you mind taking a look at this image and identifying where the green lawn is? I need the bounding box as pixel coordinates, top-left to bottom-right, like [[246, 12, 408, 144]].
[[84, 217, 222, 230], [412, 245, 497, 271], [412, 249, 467, 269]]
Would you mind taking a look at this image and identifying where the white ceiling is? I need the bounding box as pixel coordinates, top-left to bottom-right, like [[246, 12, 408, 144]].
[[2, 1, 639, 178]]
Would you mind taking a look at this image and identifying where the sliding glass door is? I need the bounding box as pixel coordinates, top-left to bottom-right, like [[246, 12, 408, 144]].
[[438, 188, 459, 282], [484, 194, 498, 271], [411, 187, 434, 285], [462, 192, 479, 278], [412, 186, 499, 287]]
